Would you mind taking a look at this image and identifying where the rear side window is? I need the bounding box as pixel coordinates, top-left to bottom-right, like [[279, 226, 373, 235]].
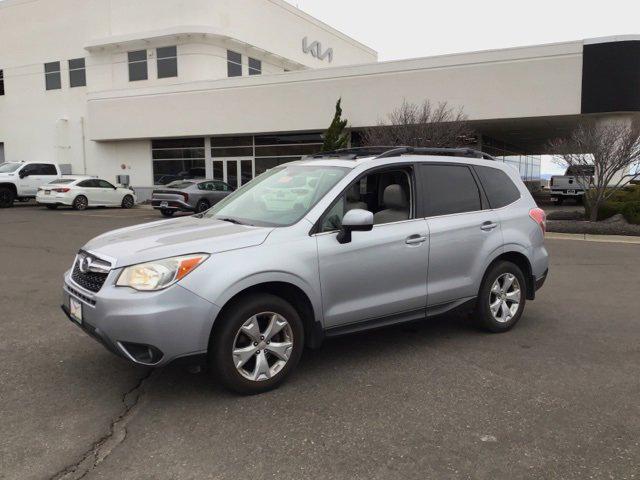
[[40, 164, 57, 175], [420, 164, 482, 217], [78, 179, 98, 187], [475, 165, 521, 208]]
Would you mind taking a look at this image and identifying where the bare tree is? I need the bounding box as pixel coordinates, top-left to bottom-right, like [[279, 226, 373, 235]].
[[360, 99, 476, 148], [550, 119, 640, 222]]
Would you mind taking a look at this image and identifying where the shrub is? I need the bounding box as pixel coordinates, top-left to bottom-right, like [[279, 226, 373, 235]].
[[584, 201, 625, 221], [622, 201, 640, 225]]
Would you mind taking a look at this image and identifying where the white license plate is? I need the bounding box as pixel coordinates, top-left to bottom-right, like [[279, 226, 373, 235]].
[[160, 201, 168, 208], [567, 190, 576, 194], [44, 190, 50, 195], [69, 297, 83, 324]]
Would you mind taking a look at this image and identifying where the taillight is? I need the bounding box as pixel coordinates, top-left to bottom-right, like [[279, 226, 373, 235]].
[[52, 188, 70, 193], [529, 208, 546, 235]]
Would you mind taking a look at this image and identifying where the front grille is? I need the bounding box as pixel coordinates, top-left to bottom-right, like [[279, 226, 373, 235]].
[[71, 260, 108, 293], [65, 282, 96, 306]]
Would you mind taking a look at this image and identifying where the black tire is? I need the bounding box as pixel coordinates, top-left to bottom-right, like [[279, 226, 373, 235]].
[[0, 187, 15, 208], [474, 260, 527, 333], [45, 205, 58, 210], [195, 199, 211, 213], [160, 209, 175, 217], [209, 293, 305, 395], [121, 195, 134, 209], [555, 197, 564, 206], [72, 195, 88, 211]]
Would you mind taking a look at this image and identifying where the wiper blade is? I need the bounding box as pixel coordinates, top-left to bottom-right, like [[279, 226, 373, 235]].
[[217, 217, 244, 225]]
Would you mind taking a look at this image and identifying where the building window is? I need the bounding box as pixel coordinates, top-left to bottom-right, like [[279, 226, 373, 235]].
[[151, 138, 205, 185], [227, 50, 242, 77], [0, 70, 4, 95], [157, 46, 177, 78], [128, 50, 148, 81], [254, 133, 324, 176], [248, 57, 261, 75], [68, 58, 86, 87], [44, 61, 61, 90]]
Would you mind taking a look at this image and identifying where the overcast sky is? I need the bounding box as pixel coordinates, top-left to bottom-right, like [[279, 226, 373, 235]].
[[285, 0, 640, 61], [286, 0, 640, 175]]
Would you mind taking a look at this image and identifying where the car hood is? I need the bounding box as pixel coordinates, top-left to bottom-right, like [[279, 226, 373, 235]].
[[82, 216, 274, 267]]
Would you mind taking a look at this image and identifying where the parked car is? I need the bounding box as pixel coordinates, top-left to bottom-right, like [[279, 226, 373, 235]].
[[62, 147, 548, 394], [151, 179, 234, 217], [0, 161, 61, 207], [549, 165, 595, 205], [36, 177, 136, 210]]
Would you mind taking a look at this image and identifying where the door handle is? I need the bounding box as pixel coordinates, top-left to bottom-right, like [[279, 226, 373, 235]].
[[481, 221, 498, 231], [405, 234, 428, 245]]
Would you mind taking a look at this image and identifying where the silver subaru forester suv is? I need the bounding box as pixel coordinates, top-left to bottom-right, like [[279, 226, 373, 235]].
[[62, 147, 548, 394]]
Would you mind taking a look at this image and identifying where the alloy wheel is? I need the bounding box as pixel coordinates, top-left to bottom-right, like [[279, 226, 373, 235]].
[[75, 196, 88, 210], [232, 312, 294, 382], [489, 273, 521, 323]]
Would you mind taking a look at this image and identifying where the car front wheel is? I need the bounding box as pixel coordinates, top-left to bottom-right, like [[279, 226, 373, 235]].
[[209, 293, 304, 395], [475, 261, 526, 333], [0, 187, 15, 208]]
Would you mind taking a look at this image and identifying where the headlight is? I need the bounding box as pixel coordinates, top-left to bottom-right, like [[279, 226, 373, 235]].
[[116, 254, 209, 291]]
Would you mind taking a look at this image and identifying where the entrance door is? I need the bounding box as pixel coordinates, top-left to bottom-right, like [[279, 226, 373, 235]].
[[212, 158, 254, 189]]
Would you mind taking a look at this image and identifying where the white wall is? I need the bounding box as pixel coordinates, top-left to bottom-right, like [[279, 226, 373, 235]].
[[0, 0, 375, 176]]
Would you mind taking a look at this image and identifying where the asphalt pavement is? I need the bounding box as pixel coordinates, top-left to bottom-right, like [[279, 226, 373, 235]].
[[1, 204, 639, 480]]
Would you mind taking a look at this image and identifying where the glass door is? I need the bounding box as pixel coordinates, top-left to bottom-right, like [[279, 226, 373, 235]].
[[211, 158, 254, 190]]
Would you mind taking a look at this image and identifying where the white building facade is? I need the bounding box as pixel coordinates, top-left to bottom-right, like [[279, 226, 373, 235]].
[[1, 0, 639, 197]]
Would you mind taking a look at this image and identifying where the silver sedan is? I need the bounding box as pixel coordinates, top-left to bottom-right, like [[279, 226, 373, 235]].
[[151, 179, 234, 217]]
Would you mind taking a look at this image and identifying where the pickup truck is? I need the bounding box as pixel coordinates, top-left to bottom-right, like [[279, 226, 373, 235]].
[[0, 161, 62, 207], [549, 165, 594, 205]]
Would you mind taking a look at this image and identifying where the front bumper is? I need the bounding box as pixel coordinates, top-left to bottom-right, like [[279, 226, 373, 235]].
[[62, 270, 220, 366]]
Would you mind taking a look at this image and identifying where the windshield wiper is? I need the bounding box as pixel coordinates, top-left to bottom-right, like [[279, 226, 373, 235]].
[[217, 217, 244, 225]]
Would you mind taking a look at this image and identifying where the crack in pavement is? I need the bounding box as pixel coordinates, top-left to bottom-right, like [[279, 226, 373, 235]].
[[50, 369, 156, 480]]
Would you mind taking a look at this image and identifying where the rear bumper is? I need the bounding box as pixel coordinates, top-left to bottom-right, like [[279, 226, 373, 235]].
[[535, 269, 548, 291], [36, 194, 72, 205], [151, 199, 193, 211]]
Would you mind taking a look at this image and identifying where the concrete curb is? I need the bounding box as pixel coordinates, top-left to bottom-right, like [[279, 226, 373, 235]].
[[546, 232, 640, 244]]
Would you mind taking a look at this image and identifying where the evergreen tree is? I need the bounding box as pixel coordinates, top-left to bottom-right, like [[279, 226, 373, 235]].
[[321, 98, 349, 152]]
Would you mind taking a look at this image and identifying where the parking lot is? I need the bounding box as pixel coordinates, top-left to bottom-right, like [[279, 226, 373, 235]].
[[1, 204, 640, 480]]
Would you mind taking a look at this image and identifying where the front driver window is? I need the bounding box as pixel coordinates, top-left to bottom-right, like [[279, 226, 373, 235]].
[[321, 168, 412, 232]]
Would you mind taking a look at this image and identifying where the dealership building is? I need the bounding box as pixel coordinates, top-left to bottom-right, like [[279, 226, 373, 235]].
[[1, 0, 639, 198]]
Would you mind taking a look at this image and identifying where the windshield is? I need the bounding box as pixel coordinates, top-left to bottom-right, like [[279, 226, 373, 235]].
[[0, 163, 22, 173], [166, 181, 195, 189], [203, 164, 349, 227]]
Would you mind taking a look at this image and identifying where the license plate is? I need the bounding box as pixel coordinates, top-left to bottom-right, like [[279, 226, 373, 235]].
[[160, 201, 168, 208], [69, 297, 83, 324], [45, 190, 50, 195], [567, 190, 576, 194]]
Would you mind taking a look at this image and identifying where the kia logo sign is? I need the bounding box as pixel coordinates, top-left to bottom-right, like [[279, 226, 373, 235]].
[[302, 37, 333, 63]]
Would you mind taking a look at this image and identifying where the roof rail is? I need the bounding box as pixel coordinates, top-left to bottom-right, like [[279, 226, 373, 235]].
[[308, 146, 496, 161], [374, 147, 496, 160]]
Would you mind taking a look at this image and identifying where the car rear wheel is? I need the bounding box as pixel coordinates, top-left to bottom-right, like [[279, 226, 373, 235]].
[[45, 205, 58, 210], [0, 188, 15, 208], [72, 195, 88, 211], [475, 261, 526, 333], [121, 195, 134, 209], [160, 208, 175, 217], [196, 199, 210, 213], [209, 293, 304, 395]]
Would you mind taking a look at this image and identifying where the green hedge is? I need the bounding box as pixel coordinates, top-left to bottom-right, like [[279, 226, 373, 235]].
[[582, 185, 640, 224], [622, 201, 640, 224]]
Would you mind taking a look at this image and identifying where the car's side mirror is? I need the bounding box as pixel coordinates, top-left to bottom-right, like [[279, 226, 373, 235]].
[[18, 170, 27, 179], [337, 209, 374, 244]]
